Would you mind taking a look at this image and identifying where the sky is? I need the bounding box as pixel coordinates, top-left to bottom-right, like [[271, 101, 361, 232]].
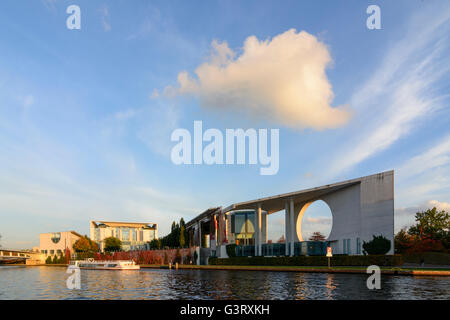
[[0, 0, 449, 249]]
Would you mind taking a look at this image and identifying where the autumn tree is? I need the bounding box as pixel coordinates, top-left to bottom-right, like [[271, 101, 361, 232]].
[[73, 236, 98, 253], [394, 228, 414, 254], [309, 232, 326, 242]]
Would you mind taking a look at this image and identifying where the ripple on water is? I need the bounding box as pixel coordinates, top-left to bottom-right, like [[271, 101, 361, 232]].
[[0, 266, 449, 300]]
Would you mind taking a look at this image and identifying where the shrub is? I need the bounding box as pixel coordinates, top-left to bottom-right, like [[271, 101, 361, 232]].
[[363, 235, 391, 255], [45, 256, 52, 264], [226, 244, 237, 257]]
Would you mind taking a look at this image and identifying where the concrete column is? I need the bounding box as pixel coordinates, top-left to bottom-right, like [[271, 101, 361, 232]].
[[197, 221, 202, 248], [254, 207, 259, 256], [285, 202, 289, 255], [262, 212, 269, 243], [290, 198, 295, 256], [257, 204, 262, 256]]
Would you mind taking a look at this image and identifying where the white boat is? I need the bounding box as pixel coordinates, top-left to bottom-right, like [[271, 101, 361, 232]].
[[70, 258, 140, 270]]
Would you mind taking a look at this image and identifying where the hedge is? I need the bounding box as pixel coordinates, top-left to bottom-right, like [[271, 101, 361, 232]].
[[208, 255, 403, 267], [402, 252, 450, 265]]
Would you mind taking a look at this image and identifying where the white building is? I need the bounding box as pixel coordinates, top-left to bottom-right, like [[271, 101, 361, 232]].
[[90, 221, 158, 252]]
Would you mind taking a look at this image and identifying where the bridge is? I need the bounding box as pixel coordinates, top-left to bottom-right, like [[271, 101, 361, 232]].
[[0, 249, 45, 264]]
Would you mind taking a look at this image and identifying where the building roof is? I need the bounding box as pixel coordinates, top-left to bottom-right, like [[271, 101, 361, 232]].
[[223, 171, 393, 214], [184, 171, 394, 229], [185, 207, 222, 229], [90, 221, 157, 229], [40, 231, 82, 238]]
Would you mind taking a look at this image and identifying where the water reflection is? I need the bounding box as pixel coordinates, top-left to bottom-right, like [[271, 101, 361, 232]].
[[0, 266, 448, 300]]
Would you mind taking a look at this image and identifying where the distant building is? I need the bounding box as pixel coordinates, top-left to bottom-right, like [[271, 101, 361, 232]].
[[39, 231, 82, 257], [90, 221, 158, 252]]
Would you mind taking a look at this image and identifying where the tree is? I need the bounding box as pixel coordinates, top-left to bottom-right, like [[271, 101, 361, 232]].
[[45, 256, 52, 264], [103, 237, 122, 252], [394, 228, 414, 254], [362, 235, 391, 255], [180, 225, 186, 248], [149, 239, 161, 249], [408, 207, 449, 240], [309, 232, 326, 242], [73, 236, 98, 253]]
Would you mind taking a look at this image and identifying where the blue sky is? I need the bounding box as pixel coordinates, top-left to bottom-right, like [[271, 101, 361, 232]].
[[0, 0, 449, 249]]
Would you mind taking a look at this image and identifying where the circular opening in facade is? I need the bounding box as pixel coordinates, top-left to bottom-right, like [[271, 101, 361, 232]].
[[299, 200, 333, 241]]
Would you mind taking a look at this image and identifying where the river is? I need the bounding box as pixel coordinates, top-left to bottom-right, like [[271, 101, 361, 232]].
[[0, 265, 448, 300]]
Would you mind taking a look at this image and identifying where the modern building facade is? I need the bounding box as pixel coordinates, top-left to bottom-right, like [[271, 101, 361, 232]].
[[90, 221, 158, 252], [39, 231, 82, 257], [185, 171, 395, 262]]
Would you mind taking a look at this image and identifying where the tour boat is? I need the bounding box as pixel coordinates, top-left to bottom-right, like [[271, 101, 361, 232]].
[[70, 259, 140, 270]]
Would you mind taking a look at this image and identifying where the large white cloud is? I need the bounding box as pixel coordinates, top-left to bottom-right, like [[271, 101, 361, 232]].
[[166, 29, 351, 130]]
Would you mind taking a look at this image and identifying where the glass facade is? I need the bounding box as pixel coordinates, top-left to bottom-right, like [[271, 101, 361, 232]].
[[122, 228, 130, 241], [231, 210, 255, 245]]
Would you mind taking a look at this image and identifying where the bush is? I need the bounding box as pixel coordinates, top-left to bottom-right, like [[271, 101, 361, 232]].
[[363, 235, 391, 255], [45, 256, 52, 264], [402, 252, 450, 265], [58, 254, 66, 264], [226, 244, 237, 258], [208, 255, 403, 267]]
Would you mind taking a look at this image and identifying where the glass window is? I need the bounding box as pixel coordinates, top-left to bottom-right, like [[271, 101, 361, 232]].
[[122, 228, 130, 241], [132, 229, 137, 241], [95, 228, 100, 241]]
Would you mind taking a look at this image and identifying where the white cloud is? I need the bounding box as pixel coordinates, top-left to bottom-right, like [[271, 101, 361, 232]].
[[395, 200, 450, 232], [398, 134, 450, 179], [99, 5, 111, 32], [328, 8, 450, 176], [166, 29, 351, 130]]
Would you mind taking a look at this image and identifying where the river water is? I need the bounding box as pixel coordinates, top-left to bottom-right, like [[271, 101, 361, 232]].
[[0, 265, 448, 300]]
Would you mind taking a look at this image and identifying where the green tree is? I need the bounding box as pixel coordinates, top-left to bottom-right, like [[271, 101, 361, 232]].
[[362, 235, 391, 255], [408, 207, 450, 240], [45, 256, 52, 264], [149, 238, 161, 249], [103, 237, 122, 252], [180, 225, 186, 248], [52, 255, 59, 264]]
